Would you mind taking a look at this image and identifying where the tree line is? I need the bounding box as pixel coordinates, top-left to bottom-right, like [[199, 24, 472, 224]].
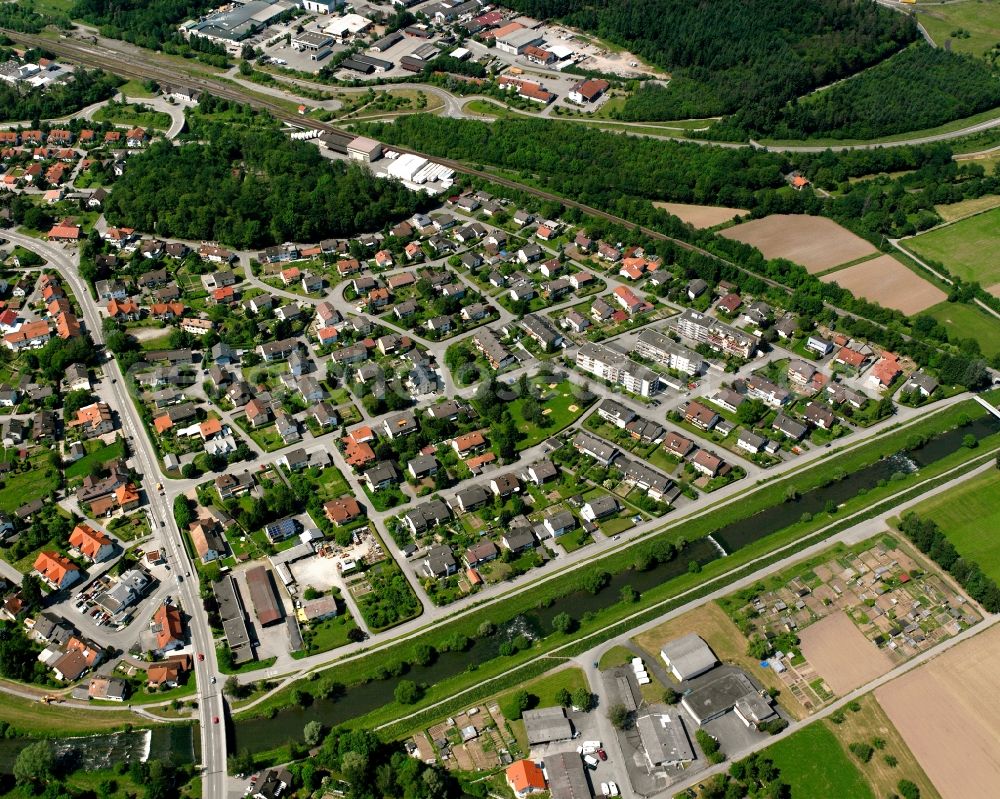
[[105, 100, 431, 249], [71, 0, 230, 66], [898, 511, 1000, 613]]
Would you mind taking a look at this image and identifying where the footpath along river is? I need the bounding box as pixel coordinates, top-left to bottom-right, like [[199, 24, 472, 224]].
[[231, 414, 999, 753]]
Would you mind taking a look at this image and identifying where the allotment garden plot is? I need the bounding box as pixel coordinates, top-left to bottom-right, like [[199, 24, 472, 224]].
[[719, 214, 878, 273], [820, 254, 947, 314], [719, 536, 981, 712]]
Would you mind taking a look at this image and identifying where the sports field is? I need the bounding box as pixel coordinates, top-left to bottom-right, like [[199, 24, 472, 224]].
[[719, 214, 878, 273], [821, 254, 947, 314], [923, 301, 1000, 358], [877, 624, 1000, 799], [916, 0, 1000, 58], [904, 206, 1000, 290], [765, 721, 874, 799], [653, 201, 747, 228], [798, 611, 894, 695], [910, 469, 1000, 583]]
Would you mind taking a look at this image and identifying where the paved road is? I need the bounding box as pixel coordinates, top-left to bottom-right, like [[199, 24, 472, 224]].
[[2, 231, 229, 799], [574, 455, 1000, 799]]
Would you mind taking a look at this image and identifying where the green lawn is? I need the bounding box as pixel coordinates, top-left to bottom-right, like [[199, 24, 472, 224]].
[[93, 103, 172, 130], [765, 722, 874, 799], [923, 301, 1000, 357], [65, 437, 126, 480], [510, 380, 593, 449], [904, 206, 1000, 286], [910, 468, 1000, 582], [294, 611, 359, 658], [0, 459, 61, 512], [916, 0, 1000, 58]]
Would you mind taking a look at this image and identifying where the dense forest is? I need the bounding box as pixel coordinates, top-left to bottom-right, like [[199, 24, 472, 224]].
[[362, 115, 789, 209], [106, 101, 427, 248], [715, 44, 1000, 140], [0, 68, 121, 123], [503, 0, 916, 121], [0, 2, 64, 33], [71, 0, 229, 65]]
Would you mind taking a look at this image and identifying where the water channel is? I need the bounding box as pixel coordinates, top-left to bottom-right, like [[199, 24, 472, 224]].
[[230, 414, 999, 753], [0, 724, 195, 772]]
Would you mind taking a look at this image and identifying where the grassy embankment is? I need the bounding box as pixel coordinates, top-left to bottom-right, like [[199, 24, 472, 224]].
[[236, 400, 1000, 754]]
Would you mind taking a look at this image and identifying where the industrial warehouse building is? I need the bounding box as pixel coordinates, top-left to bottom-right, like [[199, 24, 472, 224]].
[[522, 706, 573, 746], [543, 751, 590, 799], [681, 670, 777, 727], [347, 136, 383, 162], [660, 633, 717, 681], [245, 565, 284, 626], [636, 712, 695, 767]]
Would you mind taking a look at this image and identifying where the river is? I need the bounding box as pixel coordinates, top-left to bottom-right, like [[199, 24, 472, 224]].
[[231, 414, 999, 753], [0, 724, 195, 772]]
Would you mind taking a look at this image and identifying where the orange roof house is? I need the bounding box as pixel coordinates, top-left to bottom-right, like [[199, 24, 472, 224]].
[[55, 311, 80, 339], [506, 760, 546, 795], [151, 603, 184, 652], [344, 439, 376, 468], [323, 497, 363, 525], [47, 221, 81, 241], [452, 430, 486, 455], [33, 551, 81, 590], [69, 523, 114, 563], [115, 483, 140, 510], [153, 414, 174, 434], [346, 425, 375, 444], [868, 352, 902, 390], [199, 418, 223, 439]]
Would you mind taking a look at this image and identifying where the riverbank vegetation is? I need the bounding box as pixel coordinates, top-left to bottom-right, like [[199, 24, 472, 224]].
[[234, 401, 1000, 749]]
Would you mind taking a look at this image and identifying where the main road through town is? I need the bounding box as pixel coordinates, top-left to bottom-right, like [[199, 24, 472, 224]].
[[2, 231, 229, 799]]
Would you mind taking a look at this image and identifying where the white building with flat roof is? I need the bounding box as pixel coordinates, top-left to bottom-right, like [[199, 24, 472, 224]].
[[660, 633, 717, 681]]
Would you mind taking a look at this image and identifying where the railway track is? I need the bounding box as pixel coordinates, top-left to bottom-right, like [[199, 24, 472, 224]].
[[7, 29, 948, 345]]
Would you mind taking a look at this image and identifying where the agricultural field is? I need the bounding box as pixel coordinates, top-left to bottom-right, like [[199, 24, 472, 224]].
[[903, 206, 1000, 291], [798, 612, 894, 695], [652, 201, 747, 228], [765, 722, 875, 799], [876, 623, 1000, 798], [718, 214, 878, 273], [828, 693, 942, 799], [821, 254, 948, 314], [934, 193, 1000, 223], [909, 468, 1000, 583], [916, 0, 1000, 59], [923, 301, 1000, 357]]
